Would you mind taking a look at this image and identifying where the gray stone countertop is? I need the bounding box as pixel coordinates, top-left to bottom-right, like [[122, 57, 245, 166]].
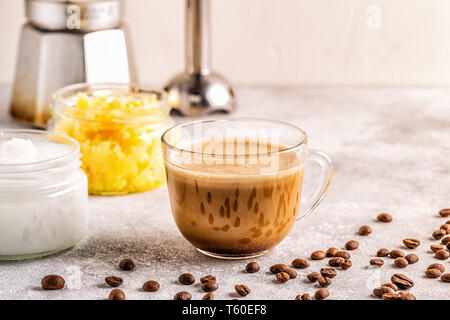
[[0, 85, 449, 300]]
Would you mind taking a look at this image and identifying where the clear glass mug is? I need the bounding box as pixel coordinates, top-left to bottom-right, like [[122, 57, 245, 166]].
[[162, 119, 333, 259]]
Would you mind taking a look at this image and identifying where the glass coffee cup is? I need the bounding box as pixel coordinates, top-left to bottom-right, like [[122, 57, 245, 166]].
[[162, 119, 333, 259]]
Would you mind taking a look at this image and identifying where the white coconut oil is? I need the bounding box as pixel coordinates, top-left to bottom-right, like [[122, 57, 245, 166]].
[[0, 130, 89, 260]]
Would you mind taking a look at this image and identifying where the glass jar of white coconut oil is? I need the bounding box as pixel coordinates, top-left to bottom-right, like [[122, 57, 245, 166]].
[[0, 130, 89, 260]]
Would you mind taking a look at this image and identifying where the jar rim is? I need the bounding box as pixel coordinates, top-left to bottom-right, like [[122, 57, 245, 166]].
[[50, 82, 171, 124]]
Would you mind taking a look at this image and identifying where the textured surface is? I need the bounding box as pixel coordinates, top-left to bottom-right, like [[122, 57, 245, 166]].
[[0, 85, 450, 300]]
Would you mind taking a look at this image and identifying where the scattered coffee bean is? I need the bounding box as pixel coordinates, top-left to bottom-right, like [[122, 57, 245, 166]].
[[276, 272, 290, 283], [431, 244, 444, 252], [447, 243, 450, 250], [311, 250, 326, 260], [439, 208, 450, 217], [377, 248, 390, 257], [202, 292, 214, 300], [373, 286, 395, 298], [174, 291, 192, 300], [394, 257, 408, 268], [201, 281, 218, 292], [432, 229, 446, 240], [440, 224, 450, 232], [326, 247, 339, 257], [282, 267, 297, 279], [292, 258, 309, 269], [295, 293, 310, 300], [435, 249, 449, 260], [389, 250, 405, 258], [178, 273, 195, 285], [245, 262, 260, 273], [359, 225, 372, 236], [377, 213, 392, 222], [399, 291, 416, 300], [142, 280, 160, 292], [442, 237, 450, 245], [317, 276, 332, 287], [105, 276, 123, 287], [425, 268, 442, 278], [441, 273, 450, 282], [381, 293, 399, 300], [320, 268, 337, 278], [200, 275, 216, 284], [340, 259, 352, 270], [405, 254, 418, 264], [307, 272, 321, 282], [370, 259, 384, 267], [109, 288, 125, 300], [314, 288, 330, 300], [428, 263, 445, 273], [41, 275, 65, 290], [119, 258, 135, 271], [329, 257, 345, 267], [391, 274, 414, 289], [270, 264, 288, 273], [345, 240, 359, 250], [335, 251, 351, 259], [235, 284, 251, 296], [382, 283, 398, 291], [403, 238, 420, 249]]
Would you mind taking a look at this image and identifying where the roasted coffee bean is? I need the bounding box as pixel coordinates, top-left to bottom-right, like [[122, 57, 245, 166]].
[[276, 272, 290, 283], [447, 242, 450, 250], [425, 268, 441, 278], [377, 213, 392, 222], [391, 274, 414, 289], [403, 238, 420, 249], [270, 264, 288, 273], [377, 248, 390, 257], [428, 263, 445, 273], [235, 284, 251, 296], [359, 225, 372, 236], [433, 229, 446, 240], [381, 293, 399, 300], [202, 292, 214, 300], [440, 224, 450, 232], [105, 276, 123, 287], [326, 247, 339, 257], [282, 267, 297, 279], [200, 275, 216, 284], [405, 254, 418, 264], [435, 249, 449, 260], [439, 208, 450, 217], [315, 288, 330, 300], [442, 236, 450, 245], [295, 293, 310, 300], [370, 258, 384, 267], [317, 276, 332, 287], [142, 280, 160, 292], [399, 291, 416, 300], [119, 258, 135, 271], [245, 262, 260, 273], [373, 286, 395, 298], [174, 291, 192, 300], [345, 240, 359, 250], [340, 259, 352, 270], [41, 275, 65, 290], [431, 244, 444, 252], [292, 258, 309, 269], [389, 250, 405, 258], [335, 251, 351, 259], [179, 273, 195, 285], [441, 273, 450, 282], [394, 257, 408, 268], [311, 250, 326, 260], [320, 268, 337, 278], [201, 281, 218, 292], [382, 283, 398, 291], [307, 272, 321, 282], [108, 289, 125, 300], [329, 257, 345, 267]]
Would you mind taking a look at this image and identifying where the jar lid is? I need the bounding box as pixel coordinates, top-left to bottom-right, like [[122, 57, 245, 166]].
[[25, 0, 122, 32]]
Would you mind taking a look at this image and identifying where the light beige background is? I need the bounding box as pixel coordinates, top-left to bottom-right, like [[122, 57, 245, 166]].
[[1, 0, 450, 86]]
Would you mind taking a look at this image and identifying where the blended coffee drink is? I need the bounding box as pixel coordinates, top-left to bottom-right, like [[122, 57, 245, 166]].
[[165, 139, 305, 258]]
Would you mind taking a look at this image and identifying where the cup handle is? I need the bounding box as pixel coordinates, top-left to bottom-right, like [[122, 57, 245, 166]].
[[297, 149, 333, 220]]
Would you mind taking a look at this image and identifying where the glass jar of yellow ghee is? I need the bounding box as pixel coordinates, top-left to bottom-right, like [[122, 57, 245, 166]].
[[50, 83, 173, 196]]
